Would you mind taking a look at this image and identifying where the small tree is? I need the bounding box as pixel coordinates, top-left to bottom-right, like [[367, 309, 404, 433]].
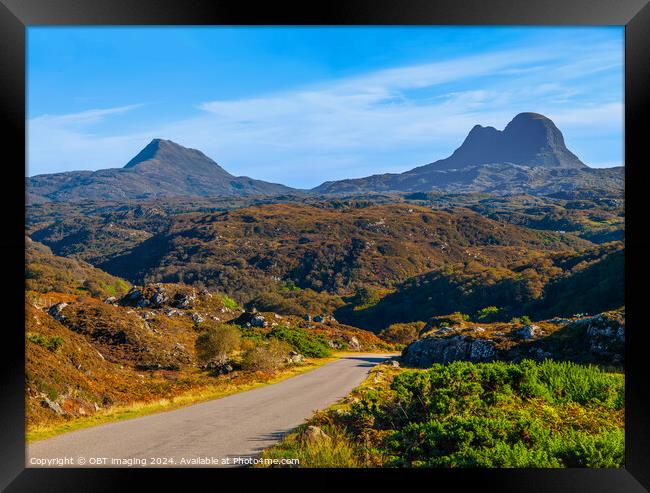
[[195, 324, 241, 367]]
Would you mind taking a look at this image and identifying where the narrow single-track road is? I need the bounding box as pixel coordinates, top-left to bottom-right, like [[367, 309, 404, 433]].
[[27, 353, 392, 467]]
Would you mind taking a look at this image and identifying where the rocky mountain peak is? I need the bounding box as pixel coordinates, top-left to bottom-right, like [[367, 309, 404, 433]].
[[443, 112, 586, 169], [123, 138, 231, 176], [501, 112, 573, 161]]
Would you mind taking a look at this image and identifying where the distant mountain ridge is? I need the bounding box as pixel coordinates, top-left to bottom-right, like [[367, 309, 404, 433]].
[[313, 113, 622, 195], [27, 113, 623, 202], [27, 139, 295, 203]]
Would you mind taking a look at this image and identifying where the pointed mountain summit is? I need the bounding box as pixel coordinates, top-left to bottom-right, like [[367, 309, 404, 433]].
[[313, 113, 620, 195], [124, 138, 232, 176], [28, 139, 294, 202]]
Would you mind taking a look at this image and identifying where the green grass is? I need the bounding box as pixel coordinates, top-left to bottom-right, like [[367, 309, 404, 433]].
[[99, 282, 117, 297], [221, 295, 240, 310], [269, 326, 332, 358], [260, 422, 362, 468]]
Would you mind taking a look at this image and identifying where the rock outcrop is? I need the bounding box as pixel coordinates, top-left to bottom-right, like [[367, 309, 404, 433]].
[[402, 335, 496, 367], [401, 309, 625, 368], [580, 312, 625, 363], [48, 302, 68, 322], [517, 324, 543, 340], [301, 425, 331, 445], [347, 336, 361, 351], [286, 351, 305, 364]]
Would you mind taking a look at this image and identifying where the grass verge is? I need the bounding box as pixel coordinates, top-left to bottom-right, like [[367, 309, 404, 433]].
[[27, 356, 337, 443]]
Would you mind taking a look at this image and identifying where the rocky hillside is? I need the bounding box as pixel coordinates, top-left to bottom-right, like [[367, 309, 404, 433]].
[[400, 308, 624, 369], [313, 113, 623, 195], [26, 270, 390, 428], [27, 139, 295, 203]]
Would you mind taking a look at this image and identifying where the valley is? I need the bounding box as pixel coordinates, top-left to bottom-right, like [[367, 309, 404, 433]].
[[24, 112, 625, 468]]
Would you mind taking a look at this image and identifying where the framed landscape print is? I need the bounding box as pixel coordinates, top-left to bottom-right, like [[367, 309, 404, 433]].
[[1, 0, 649, 490]]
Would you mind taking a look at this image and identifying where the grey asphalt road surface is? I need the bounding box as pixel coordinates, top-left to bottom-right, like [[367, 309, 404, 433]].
[[27, 353, 392, 468]]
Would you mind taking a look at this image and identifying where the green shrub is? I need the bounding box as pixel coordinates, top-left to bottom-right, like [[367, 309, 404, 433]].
[[26, 332, 64, 352], [452, 311, 471, 322], [476, 306, 500, 322], [269, 326, 332, 358], [241, 339, 292, 372], [532, 359, 623, 408], [101, 282, 117, 297], [547, 428, 624, 468], [338, 360, 624, 468], [195, 324, 241, 366], [280, 281, 301, 292], [46, 387, 59, 401]]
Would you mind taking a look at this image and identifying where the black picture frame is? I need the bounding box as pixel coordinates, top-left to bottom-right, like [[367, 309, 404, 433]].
[[1, 0, 649, 490]]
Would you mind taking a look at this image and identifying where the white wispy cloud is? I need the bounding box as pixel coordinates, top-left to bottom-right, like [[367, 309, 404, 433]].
[[31, 104, 144, 127], [28, 104, 153, 176]]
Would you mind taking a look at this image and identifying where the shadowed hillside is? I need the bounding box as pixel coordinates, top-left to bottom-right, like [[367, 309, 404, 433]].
[[336, 243, 624, 331]]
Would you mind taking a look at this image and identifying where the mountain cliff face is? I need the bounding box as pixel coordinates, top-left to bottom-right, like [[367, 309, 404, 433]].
[[313, 113, 622, 195], [27, 139, 295, 202], [434, 113, 586, 170]]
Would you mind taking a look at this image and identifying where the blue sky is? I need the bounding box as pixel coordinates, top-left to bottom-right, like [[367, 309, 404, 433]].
[[27, 26, 624, 188]]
